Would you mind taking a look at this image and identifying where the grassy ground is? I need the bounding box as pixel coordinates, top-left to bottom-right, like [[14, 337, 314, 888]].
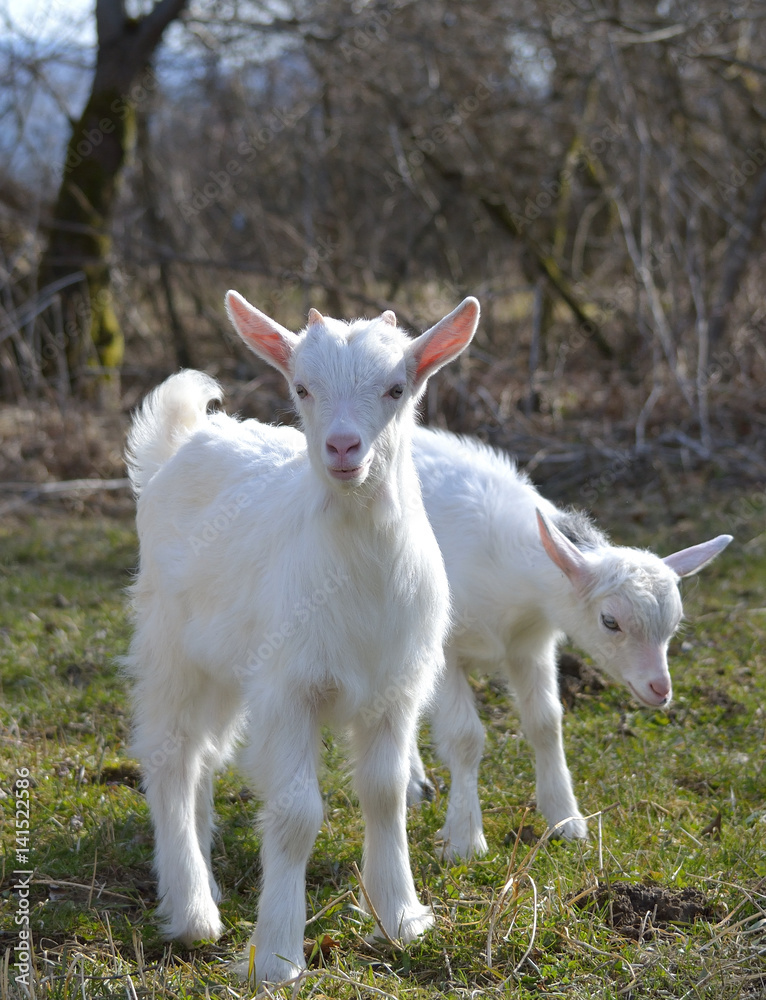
[[0, 489, 764, 999]]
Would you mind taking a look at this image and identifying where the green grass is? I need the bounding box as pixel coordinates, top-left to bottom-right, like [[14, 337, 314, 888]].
[[1, 501, 764, 999]]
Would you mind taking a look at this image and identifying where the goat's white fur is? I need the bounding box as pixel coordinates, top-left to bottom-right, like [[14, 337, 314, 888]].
[[124, 294, 479, 985], [408, 428, 732, 858]]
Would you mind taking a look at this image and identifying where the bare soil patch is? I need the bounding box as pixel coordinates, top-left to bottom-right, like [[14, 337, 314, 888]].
[[574, 881, 725, 938], [557, 650, 606, 709]]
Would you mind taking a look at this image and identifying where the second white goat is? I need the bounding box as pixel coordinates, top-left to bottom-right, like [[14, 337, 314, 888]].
[[408, 428, 732, 859], [124, 294, 479, 984]]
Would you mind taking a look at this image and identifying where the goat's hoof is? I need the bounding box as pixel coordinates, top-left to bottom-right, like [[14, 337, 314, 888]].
[[543, 814, 588, 842], [164, 911, 223, 947], [438, 826, 488, 862], [368, 905, 434, 945], [231, 950, 304, 988], [397, 905, 434, 942], [560, 816, 588, 841], [407, 776, 436, 806], [157, 890, 223, 946]]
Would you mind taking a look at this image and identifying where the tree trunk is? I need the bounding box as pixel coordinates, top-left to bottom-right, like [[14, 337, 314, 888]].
[[39, 0, 188, 400]]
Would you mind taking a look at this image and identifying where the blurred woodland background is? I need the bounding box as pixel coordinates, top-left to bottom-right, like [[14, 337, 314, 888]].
[[1, 0, 765, 497]]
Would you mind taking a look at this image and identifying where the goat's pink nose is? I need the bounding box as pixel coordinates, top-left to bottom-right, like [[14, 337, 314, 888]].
[[650, 678, 671, 700], [326, 433, 361, 467]]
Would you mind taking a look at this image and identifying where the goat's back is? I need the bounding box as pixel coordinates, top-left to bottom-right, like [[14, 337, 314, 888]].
[[413, 426, 557, 566], [413, 428, 565, 659]]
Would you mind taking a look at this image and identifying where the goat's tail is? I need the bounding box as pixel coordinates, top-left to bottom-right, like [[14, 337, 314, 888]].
[[126, 370, 222, 497]]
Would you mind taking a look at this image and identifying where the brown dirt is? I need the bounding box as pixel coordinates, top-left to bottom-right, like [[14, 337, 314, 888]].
[[97, 761, 143, 788], [557, 650, 606, 709], [573, 881, 725, 938]]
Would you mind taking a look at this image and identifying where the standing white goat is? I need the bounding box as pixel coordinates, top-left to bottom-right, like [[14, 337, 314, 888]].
[[124, 293, 480, 985], [407, 428, 732, 859]]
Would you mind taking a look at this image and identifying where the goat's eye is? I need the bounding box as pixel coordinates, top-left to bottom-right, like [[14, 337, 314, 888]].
[[294, 384, 308, 399], [601, 613, 621, 632], [387, 384, 405, 399]]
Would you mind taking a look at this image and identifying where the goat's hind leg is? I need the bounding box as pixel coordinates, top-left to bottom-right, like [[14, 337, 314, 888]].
[[133, 668, 238, 944], [351, 708, 433, 943], [407, 736, 435, 806], [195, 768, 221, 902], [431, 650, 488, 860], [195, 709, 242, 903]]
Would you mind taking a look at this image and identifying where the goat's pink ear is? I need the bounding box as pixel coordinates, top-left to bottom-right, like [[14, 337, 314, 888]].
[[537, 509, 592, 590], [381, 310, 397, 326], [663, 534, 732, 578], [409, 297, 479, 391], [226, 291, 299, 377], [307, 308, 324, 326]]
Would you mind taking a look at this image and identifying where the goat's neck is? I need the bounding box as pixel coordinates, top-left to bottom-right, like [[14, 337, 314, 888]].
[[534, 546, 603, 639], [491, 536, 587, 638], [317, 447, 423, 531]]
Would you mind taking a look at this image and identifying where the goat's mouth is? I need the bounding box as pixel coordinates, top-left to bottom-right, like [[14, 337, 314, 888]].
[[627, 681, 670, 709], [330, 466, 364, 481], [328, 457, 372, 483]]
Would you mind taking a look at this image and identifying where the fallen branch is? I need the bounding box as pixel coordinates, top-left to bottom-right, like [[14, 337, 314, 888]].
[[0, 477, 130, 494], [0, 477, 131, 516]]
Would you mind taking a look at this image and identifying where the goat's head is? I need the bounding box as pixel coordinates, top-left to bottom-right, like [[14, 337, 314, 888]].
[[536, 509, 732, 708], [226, 292, 479, 491]]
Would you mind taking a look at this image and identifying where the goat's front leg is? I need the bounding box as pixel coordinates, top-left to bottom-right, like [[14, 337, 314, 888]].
[[431, 649, 488, 860], [350, 708, 433, 943], [241, 706, 323, 987], [506, 642, 587, 840]]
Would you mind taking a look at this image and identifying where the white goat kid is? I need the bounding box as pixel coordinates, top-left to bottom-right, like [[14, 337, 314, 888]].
[[408, 429, 732, 860], [125, 293, 480, 985]]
